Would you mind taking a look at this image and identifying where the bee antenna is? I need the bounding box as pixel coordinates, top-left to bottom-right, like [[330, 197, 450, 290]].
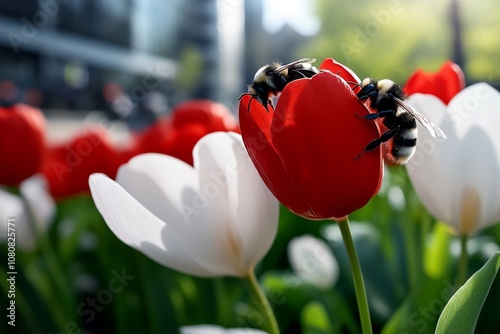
[[333, 71, 361, 89], [345, 80, 361, 89], [354, 150, 366, 161]]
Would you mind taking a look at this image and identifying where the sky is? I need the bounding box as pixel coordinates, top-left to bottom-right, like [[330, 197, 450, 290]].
[[261, 0, 320, 36]]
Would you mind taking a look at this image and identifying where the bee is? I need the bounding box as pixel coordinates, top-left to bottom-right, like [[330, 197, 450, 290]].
[[241, 58, 319, 111], [354, 78, 446, 164]]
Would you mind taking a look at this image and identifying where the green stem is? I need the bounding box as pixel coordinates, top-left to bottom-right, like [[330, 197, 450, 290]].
[[213, 277, 228, 324], [326, 290, 360, 334], [22, 197, 76, 325], [457, 234, 469, 287], [402, 215, 420, 293], [0, 270, 45, 334], [336, 216, 372, 334], [245, 268, 280, 334]]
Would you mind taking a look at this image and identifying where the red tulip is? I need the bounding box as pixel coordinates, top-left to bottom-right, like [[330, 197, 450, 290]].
[[138, 99, 238, 165], [170, 100, 237, 165], [239, 59, 383, 220], [167, 124, 209, 165], [117, 133, 143, 166], [41, 127, 120, 198], [0, 104, 47, 186], [319, 58, 363, 94], [403, 61, 465, 105], [137, 117, 175, 155], [172, 99, 238, 133]]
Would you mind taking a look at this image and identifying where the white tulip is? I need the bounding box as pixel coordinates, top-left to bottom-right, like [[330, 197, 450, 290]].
[[0, 174, 55, 250], [20, 174, 56, 225], [287, 235, 339, 290], [180, 324, 267, 334], [89, 132, 279, 277], [406, 83, 500, 235]]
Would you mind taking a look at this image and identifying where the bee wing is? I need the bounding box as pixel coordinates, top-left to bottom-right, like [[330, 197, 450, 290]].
[[274, 58, 316, 73], [392, 96, 447, 139]]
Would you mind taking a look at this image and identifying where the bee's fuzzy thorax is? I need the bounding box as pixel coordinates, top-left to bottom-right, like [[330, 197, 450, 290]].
[[245, 58, 319, 111]]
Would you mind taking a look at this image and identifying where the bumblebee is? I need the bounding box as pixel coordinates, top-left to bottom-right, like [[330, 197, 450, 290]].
[[242, 58, 319, 111], [355, 78, 446, 164]]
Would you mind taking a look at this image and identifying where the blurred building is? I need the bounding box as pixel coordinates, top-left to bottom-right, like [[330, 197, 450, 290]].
[[243, 0, 319, 92], [0, 0, 244, 127]]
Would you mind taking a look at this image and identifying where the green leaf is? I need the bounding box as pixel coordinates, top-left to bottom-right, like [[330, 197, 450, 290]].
[[424, 223, 452, 279], [322, 222, 400, 321], [301, 302, 335, 334], [381, 275, 456, 334], [381, 295, 413, 334], [435, 251, 500, 334]]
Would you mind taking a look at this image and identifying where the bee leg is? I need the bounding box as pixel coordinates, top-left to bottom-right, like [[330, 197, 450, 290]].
[[355, 109, 396, 120], [355, 126, 399, 160], [265, 99, 275, 113], [246, 96, 259, 112], [247, 97, 252, 112], [259, 99, 271, 112], [356, 85, 379, 100]]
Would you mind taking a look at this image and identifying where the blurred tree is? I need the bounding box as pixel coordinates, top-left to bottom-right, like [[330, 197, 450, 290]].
[[450, 0, 465, 70], [302, 0, 500, 84], [461, 0, 500, 81]]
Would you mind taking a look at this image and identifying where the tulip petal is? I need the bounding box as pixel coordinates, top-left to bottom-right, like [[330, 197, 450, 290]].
[[116, 153, 200, 224], [180, 325, 224, 334], [89, 173, 227, 277], [19, 174, 55, 230], [404, 61, 465, 104], [447, 84, 500, 231], [239, 95, 313, 216], [0, 104, 46, 186], [440, 61, 466, 101], [271, 72, 382, 219], [115, 154, 244, 276], [225, 132, 279, 270], [194, 132, 279, 271], [0, 188, 34, 249], [406, 95, 455, 225], [172, 99, 238, 132], [407, 84, 500, 234], [320, 58, 362, 93], [180, 325, 267, 334], [288, 235, 339, 290], [226, 329, 268, 334], [42, 128, 120, 198]]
